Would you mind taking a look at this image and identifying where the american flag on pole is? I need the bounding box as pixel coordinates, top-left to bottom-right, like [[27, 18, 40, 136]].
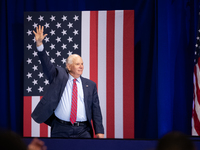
[[23, 10, 134, 139], [192, 11, 200, 136]]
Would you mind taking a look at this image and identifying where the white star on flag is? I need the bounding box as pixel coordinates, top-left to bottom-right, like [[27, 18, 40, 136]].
[[32, 65, 38, 71], [27, 58, 32, 64], [32, 22, 38, 28], [26, 72, 32, 78], [67, 51, 73, 56], [50, 15, 56, 21], [27, 30, 32, 36], [44, 37, 50, 43], [45, 51, 50, 56], [38, 15, 44, 21], [26, 87, 32, 93], [38, 86, 43, 92], [62, 15, 67, 21], [67, 36, 73, 43], [32, 51, 38, 57], [61, 58, 66, 64], [55, 37, 61, 43], [44, 79, 49, 85], [61, 29, 67, 35], [55, 51, 61, 57], [56, 22, 61, 28], [67, 22, 73, 28], [61, 43, 67, 50], [32, 38, 36, 43], [50, 30, 55, 35], [27, 15, 32, 21], [73, 29, 78, 35], [38, 72, 44, 78], [50, 44, 55, 50], [32, 79, 38, 85], [27, 44, 32, 50], [73, 15, 79, 21], [44, 22, 50, 28], [50, 58, 55, 63], [73, 43, 78, 50]]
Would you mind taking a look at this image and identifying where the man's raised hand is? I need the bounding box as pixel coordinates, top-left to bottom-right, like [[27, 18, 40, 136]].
[[33, 25, 48, 47]]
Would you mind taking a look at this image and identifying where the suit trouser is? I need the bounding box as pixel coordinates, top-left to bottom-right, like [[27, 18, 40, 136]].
[[51, 118, 92, 138]]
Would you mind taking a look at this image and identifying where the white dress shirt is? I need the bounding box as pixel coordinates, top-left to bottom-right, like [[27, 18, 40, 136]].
[[37, 44, 87, 122]]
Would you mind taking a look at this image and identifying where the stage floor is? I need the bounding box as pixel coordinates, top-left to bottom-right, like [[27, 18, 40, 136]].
[[23, 137, 200, 150]]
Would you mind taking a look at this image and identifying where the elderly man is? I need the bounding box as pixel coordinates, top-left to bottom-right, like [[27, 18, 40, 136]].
[[31, 25, 104, 138]]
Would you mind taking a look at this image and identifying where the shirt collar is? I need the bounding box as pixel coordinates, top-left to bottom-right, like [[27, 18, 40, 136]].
[[68, 74, 81, 83]]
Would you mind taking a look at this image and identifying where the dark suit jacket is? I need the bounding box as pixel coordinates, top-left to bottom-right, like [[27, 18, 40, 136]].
[[31, 50, 104, 136]]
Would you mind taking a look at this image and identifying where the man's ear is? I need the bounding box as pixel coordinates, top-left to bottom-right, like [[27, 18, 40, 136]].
[[66, 64, 71, 71]]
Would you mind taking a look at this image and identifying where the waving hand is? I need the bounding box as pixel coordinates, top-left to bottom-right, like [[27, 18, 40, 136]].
[[33, 25, 48, 47]]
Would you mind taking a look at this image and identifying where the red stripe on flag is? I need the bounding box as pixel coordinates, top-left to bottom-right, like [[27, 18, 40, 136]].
[[193, 107, 200, 135], [195, 64, 200, 109], [193, 64, 200, 135], [123, 10, 134, 138], [90, 11, 98, 86], [106, 10, 115, 138], [40, 123, 48, 137], [23, 96, 31, 137], [39, 96, 48, 137], [197, 63, 200, 105], [90, 11, 99, 138]]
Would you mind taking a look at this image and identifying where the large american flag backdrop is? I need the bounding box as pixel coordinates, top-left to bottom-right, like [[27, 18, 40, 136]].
[[192, 11, 200, 136], [23, 10, 134, 139]]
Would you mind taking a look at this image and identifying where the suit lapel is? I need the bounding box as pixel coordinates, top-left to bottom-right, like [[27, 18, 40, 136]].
[[81, 77, 88, 111], [59, 69, 69, 98]]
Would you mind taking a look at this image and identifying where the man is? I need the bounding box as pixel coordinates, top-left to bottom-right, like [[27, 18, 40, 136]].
[[31, 25, 104, 138]]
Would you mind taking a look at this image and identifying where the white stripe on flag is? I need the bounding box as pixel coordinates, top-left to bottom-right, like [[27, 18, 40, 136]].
[[48, 126, 51, 137], [114, 10, 124, 138], [195, 65, 200, 121], [192, 69, 198, 135], [81, 11, 90, 79], [192, 118, 198, 135], [197, 64, 200, 89], [31, 96, 40, 137], [98, 11, 107, 138], [195, 64, 200, 123]]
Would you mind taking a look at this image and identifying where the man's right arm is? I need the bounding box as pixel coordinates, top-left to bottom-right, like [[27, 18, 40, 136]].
[[33, 25, 56, 83]]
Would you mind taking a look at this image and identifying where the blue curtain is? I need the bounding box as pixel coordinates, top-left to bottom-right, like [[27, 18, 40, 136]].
[[0, 0, 199, 139]]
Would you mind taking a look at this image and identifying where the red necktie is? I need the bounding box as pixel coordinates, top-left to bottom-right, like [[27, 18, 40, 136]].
[[70, 79, 77, 124]]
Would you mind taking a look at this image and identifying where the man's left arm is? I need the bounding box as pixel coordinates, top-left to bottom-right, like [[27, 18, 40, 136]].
[[92, 84, 104, 138]]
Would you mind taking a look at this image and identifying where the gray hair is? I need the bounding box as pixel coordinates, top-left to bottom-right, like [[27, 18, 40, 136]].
[[66, 54, 80, 65]]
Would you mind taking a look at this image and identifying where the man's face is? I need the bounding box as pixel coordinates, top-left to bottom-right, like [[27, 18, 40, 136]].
[[67, 56, 84, 78]]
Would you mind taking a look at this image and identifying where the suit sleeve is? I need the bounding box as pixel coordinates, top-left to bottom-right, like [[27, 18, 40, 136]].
[[92, 84, 104, 134], [38, 50, 57, 83]]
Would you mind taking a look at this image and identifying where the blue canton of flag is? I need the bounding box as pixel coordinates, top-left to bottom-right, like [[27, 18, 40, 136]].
[[24, 12, 81, 96]]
